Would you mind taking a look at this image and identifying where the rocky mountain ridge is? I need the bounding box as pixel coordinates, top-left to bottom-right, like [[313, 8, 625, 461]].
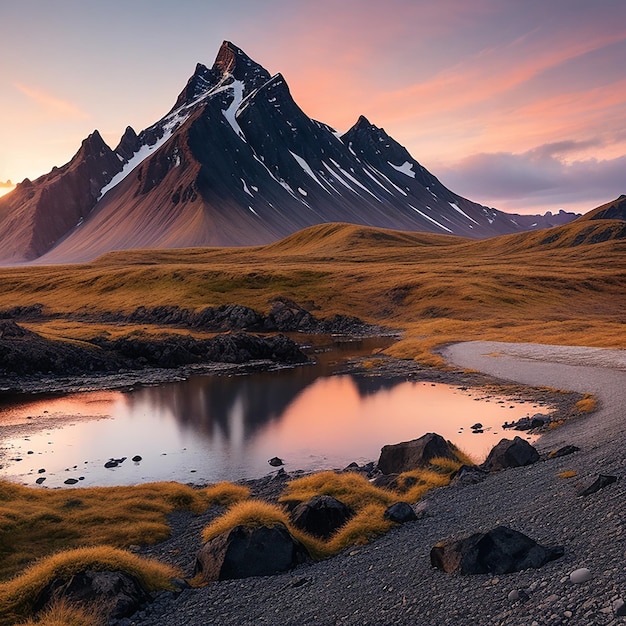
[[0, 41, 579, 264]]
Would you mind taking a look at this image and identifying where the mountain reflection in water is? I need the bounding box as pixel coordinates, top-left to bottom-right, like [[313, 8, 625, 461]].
[[0, 338, 549, 488]]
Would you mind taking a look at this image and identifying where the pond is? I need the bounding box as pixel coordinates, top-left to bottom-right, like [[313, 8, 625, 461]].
[[0, 338, 551, 488]]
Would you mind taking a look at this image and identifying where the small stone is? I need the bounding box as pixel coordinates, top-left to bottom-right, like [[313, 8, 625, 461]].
[[570, 568, 592, 583], [268, 456, 284, 467], [564, 610, 573, 618], [132, 455, 142, 462], [613, 599, 626, 616], [35, 477, 46, 484], [64, 478, 79, 485], [508, 590, 520, 601], [104, 460, 119, 468], [38, 468, 46, 473]]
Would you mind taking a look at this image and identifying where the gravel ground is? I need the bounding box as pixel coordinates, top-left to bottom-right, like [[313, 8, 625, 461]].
[[122, 342, 626, 626]]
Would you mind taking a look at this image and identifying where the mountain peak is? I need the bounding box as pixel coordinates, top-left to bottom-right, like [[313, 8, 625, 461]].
[[354, 115, 373, 130], [211, 40, 271, 86]]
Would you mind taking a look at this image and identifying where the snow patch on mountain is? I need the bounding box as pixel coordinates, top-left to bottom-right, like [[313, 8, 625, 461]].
[[223, 79, 247, 141], [409, 205, 453, 233], [99, 111, 189, 200], [449, 201, 479, 225], [389, 161, 416, 178]]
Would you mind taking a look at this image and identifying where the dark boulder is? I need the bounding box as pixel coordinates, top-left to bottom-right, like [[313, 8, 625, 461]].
[[370, 473, 400, 490], [450, 464, 488, 487], [33, 570, 151, 620], [549, 445, 580, 459], [194, 523, 310, 582], [480, 437, 539, 473], [384, 502, 417, 524], [268, 456, 284, 467], [577, 474, 617, 497], [378, 432, 457, 475], [290, 495, 354, 539], [431, 526, 564, 575]]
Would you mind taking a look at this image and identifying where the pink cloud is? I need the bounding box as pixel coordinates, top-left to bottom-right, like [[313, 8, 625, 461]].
[[15, 84, 90, 120]]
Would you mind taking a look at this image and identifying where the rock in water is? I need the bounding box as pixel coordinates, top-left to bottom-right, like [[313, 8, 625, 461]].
[[268, 456, 284, 467], [430, 526, 564, 574], [480, 437, 539, 472], [194, 523, 310, 582], [378, 432, 457, 474], [291, 496, 354, 539]]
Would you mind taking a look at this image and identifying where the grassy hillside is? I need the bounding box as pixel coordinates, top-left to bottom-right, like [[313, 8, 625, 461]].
[[0, 220, 624, 365]]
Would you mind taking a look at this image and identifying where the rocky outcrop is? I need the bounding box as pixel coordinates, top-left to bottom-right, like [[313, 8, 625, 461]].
[[33, 570, 151, 620], [194, 523, 310, 582], [0, 322, 307, 377], [480, 437, 540, 473], [290, 496, 354, 539], [378, 433, 457, 475], [110, 299, 380, 336], [430, 526, 564, 575]]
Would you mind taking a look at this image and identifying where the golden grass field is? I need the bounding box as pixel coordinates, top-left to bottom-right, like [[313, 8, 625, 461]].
[[0, 217, 624, 366], [0, 214, 624, 623]]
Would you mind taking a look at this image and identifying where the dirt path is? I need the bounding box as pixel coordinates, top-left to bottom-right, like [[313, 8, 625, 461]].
[[441, 341, 626, 455]]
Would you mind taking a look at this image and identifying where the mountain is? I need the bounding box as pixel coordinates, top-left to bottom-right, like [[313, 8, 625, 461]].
[[0, 41, 580, 265]]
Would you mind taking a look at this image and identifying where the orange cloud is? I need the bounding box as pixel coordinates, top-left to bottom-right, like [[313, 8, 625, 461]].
[[15, 83, 90, 120]]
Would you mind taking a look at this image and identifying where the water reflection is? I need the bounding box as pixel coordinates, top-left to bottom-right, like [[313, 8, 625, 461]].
[[0, 338, 550, 488]]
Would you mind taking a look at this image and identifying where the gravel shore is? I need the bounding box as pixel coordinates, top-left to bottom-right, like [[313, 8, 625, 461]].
[[126, 342, 626, 626]]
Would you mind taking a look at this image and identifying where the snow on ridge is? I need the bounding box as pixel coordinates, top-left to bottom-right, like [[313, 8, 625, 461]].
[[289, 151, 331, 195], [449, 201, 479, 225], [223, 80, 247, 141], [388, 161, 416, 178], [409, 205, 453, 232], [241, 179, 254, 197], [365, 165, 408, 196], [98, 110, 189, 200], [328, 159, 380, 201]]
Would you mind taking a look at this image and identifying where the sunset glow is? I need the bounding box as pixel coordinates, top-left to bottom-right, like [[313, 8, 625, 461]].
[[1, 0, 625, 214]]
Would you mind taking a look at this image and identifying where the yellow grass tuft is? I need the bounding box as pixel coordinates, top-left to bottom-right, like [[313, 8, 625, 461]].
[[203, 482, 251, 506], [0, 480, 210, 582], [0, 547, 179, 626], [201, 500, 289, 544], [323, 504, 393, 554], [575, 393, 597, 414], [16, 597, 102, 626], [199, 498, 394, 562], [278, 471, 397, 510], [558, 470, 578, 479]]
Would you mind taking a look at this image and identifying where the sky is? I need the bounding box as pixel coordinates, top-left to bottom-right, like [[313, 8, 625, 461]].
[[1, 0, 625, 215]]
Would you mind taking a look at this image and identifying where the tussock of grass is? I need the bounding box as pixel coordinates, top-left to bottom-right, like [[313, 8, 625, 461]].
[[204, 482, 251, 506], [558, 470, 577, 479], [278, 471, 398, 510], [16, 597, 101, 626], [322, 504, 393, 554], [200, 499, 393, 562], [0, 547, 178, 626], [201, 500, 289, 544], [201, 458, 471, 560], [575, 393, 597, 413], [0, 480, 210, 582]]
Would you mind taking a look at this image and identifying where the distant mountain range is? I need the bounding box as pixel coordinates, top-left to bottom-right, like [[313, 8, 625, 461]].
[[0, 41, 580, 265]]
